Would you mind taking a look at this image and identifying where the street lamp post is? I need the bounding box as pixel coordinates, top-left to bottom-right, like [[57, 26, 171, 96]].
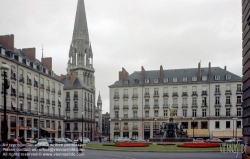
[[38, 113, 40, 139], [109, 119, 111, 143], [119, 118, 121, 137], [82, 112, 84, 144], [1, 63, 10, 143], [154, 118, 157, 136], [192, 117, 195, 141], [233, 117, 238, 142]]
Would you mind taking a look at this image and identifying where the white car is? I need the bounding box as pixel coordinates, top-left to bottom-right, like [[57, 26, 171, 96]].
[[36, 139, 49, 149], [26, 138, 37, 144], [74, 137, 90, 144], [133, 138, 146, 142], [225, 138, 240, 143], [58, 138, 67, 144], [113, 137, 132, 142]]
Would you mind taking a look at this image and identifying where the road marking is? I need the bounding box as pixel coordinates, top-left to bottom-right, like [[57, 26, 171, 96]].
[[87, 152, 137, 159]]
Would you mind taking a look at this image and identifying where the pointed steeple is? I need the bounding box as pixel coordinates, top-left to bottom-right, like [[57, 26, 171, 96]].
[[42, 44, 44, 58], [97, 91, 102, 105]]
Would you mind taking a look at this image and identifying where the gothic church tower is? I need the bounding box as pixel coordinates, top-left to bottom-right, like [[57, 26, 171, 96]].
[[67, 0, 95, 89]]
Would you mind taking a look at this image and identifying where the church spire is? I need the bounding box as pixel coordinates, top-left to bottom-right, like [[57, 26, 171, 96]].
[[97, 91, 102, 105], [67, 0, 93, 74]]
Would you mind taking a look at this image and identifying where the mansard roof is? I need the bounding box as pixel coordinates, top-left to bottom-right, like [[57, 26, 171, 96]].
[[62, 76, 93, 92]]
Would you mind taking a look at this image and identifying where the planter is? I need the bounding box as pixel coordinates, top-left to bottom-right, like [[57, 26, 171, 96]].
[[115, 142, 150, 147], [177, 142, 220, 148]]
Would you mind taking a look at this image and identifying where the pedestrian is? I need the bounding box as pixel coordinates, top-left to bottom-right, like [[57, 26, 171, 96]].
[[99, 136, 102, 142]]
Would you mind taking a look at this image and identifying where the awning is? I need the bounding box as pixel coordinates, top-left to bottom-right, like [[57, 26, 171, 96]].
[[185, 129, 209, 137], [11, 83, 16, 89], [11, 101, 16, 108], [212, 130, 242, 138], [40, 127, 57, 133]]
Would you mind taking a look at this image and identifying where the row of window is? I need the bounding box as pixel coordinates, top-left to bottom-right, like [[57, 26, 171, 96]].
[[114, 108, 242, 118]]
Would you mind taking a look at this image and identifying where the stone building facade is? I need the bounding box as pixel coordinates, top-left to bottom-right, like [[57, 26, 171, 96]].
[[109, 63, 242, 140], [0, 34, 64, 139]]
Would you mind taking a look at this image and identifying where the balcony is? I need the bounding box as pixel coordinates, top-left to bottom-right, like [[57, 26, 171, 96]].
[[11, 91, 16, 97], [114, 94, 119, 99], [132, 105, 138, 109], [192, 91, 198, 96], [19, 92, 24, 98], [114, 105, 119, 110], [225, 103, 232, 107], [153, 93, 159, 98], [19, 76, 24, 83], [182, 104, 188, 108], [202, 91, 207, 96], [225, 90, 232, 95], [132, 126, 138, 130], [66, 96, 70, 101], [144, 105, 150, 109], [58, 90, 61, 95], [73, 127, 78, 131], [172, 104, 178, 108], [46, 99, 50, 105], [66, 107, 70, 111], [214, 103, 221, 107], [73, 107, 78, 111], [236, 89, 242, 94], [114, 126, 120, 130], [214, 91, 221, 95], [144, 92, 150, 98], [163, 93, 169, 97], [163, 104, 169, 108], [46, 86, 50, 92], [190, 103, 197, 108], [40, 98, 44, 103], [123, 126, 129, 130], [11, 73, 16, 81], [132, 94, 138, 98], [27, 94, 32, 100], [123, 94, 129, 99], [52, 100, 55, 105], [153, 104, 159, 109], [34, 96, 38, 102], [27, 79, 32, 85], [201, 103, 207, 107], [40, 84, 44, 89], [123, 105, 129, 109], [182, 92, 188, 97], [172, 92, 178, 97], [50, 88, 55, 93], [74, 95, 78, 100]]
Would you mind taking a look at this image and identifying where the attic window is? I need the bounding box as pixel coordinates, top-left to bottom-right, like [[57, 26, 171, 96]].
[[183, 77, 187, 82], [124, 80, 129, 85], [226, 75, 231, 80], [163, 78, 168, 83], [173, 77, 177, 82], [202, 76, 207, 81], [214, 75, 220, 80], [154, 78, 159, 83], [1, 48, 5, 55], [192, 77, 197, 81], [134, 79, 139, 84], [145, 79, 150, 84]]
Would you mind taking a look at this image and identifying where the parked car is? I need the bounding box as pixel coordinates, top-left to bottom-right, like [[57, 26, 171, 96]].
[[26, 138, 37, 144], [58, 138, 67, 144], [46, 138, 55, 145], [65, 138, 73, 143], [193, 138, 205, 142], [225, 138, 240, 143], [133, 138, 146, 142], [54, 138, 62, 144], [36, 139, 49, 149], [113, 137, 132, 143], [74, 137, 90, 144], [8, 138, 20, 144], [206, 138, 223, 143]]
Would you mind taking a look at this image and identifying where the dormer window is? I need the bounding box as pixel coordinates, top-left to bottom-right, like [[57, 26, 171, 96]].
[[154, 78, 159, 83], [183, 77, 187, 82], [173, 77, 177, 82], [226, 75, 231, 80], [1, 48, 5, 55], [26, 60, 30, 66], [214, 75, 220, 80], [192, 77, 197, 81], [124, 80, 129, 85], [145, 79, 150, 84], [202, 76, 207, 81], [134, 79, 139, 84], [163, 78, 168, 83]]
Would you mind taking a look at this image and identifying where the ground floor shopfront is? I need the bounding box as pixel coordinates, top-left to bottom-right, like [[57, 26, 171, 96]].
[[0, 113, 64, 140]]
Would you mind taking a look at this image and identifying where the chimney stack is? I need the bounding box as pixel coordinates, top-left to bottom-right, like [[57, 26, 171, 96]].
[[0, 34, 14, 52], [208, 62, 211, 77], [141, 66, 145, 82], [224, 66, 227, 70], [71, 71, 77, 85], [41, 57, 52, 70], [119, 67, 129, 81], [198, 62, 201, 79], [22, 48, 36, 61], [160, 65, 163, 81]]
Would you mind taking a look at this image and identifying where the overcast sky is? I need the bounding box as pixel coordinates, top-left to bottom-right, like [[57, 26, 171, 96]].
[[0, 0, 242, 114]]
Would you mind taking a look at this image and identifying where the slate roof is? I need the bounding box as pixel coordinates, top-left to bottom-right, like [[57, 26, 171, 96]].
[[109, 67, 242, 87], [63, 76, 93, 92]]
